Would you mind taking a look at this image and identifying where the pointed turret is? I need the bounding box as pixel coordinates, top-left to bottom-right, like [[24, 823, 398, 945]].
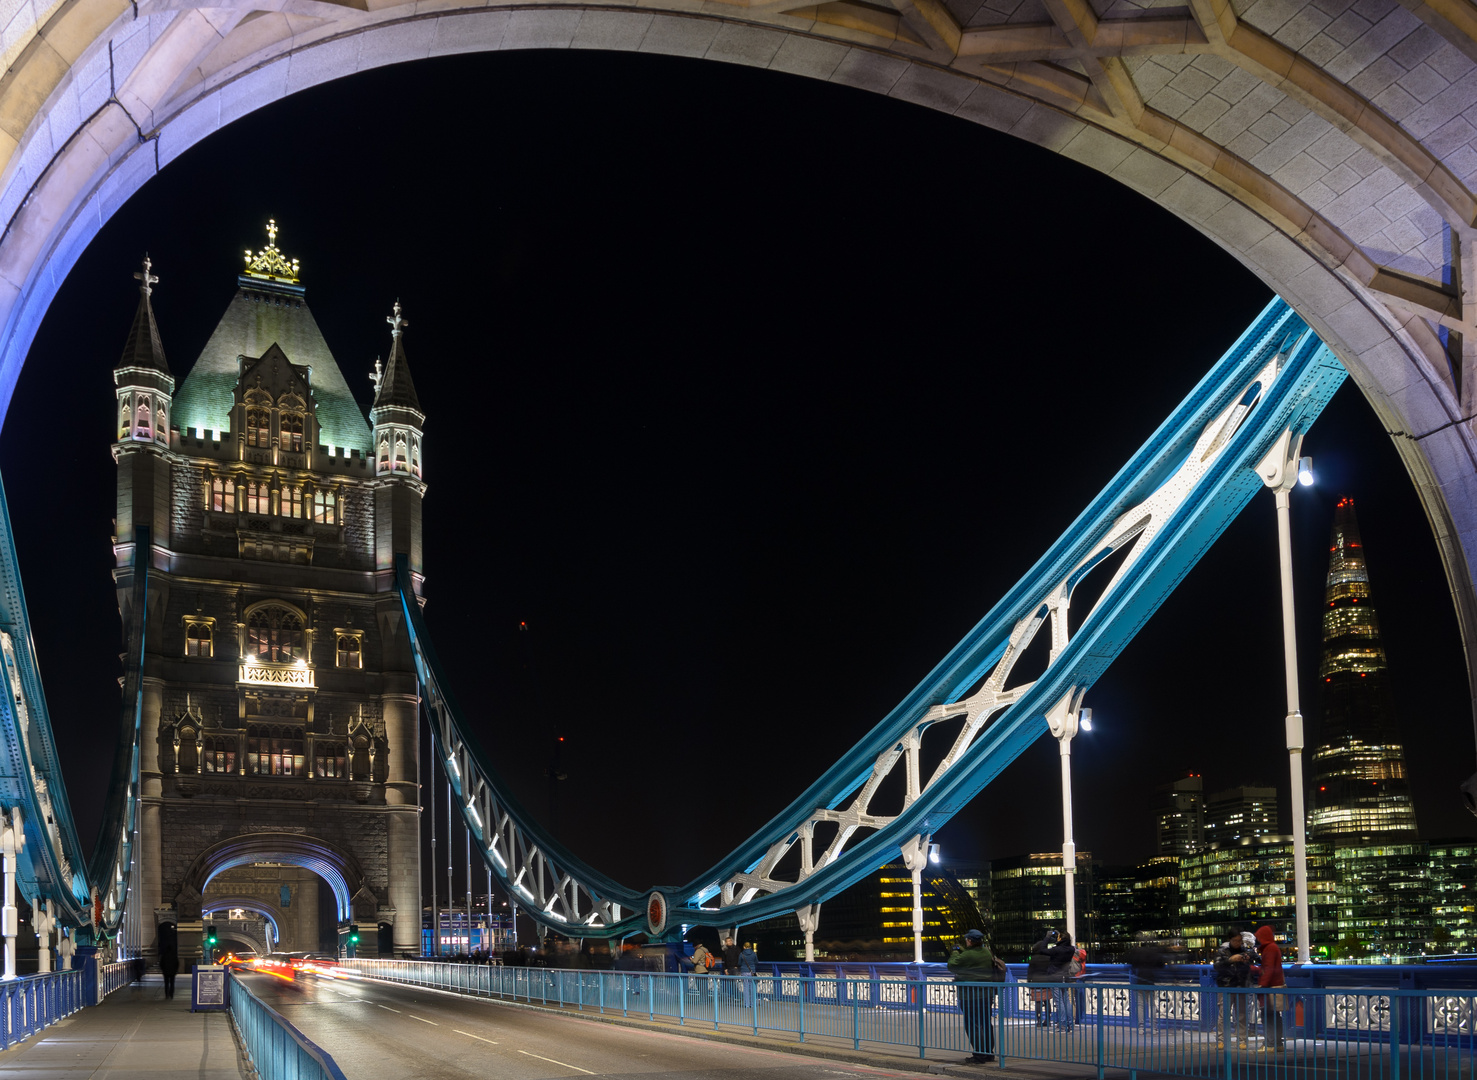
[[113, 256, 174, 447], [1309, 496, 1419, 842], [372, 312, 421, 416], [369, 301, 425, 579], [117, 257, 171, 379], [369, 301, 425, 480]]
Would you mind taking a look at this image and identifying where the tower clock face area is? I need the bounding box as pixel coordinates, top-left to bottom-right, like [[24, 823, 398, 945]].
[[106, 224, 426, 961]]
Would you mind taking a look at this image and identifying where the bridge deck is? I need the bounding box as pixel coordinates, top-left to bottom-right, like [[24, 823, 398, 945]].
[[0, 976, 246, 1080]]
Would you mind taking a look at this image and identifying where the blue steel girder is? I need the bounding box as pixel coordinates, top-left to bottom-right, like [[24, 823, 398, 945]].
[[0, 475, 101, 931], [401, 298, 1347, 938]]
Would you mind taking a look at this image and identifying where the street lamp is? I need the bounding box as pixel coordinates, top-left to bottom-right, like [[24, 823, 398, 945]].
[[1255, 429, 1313, 965]]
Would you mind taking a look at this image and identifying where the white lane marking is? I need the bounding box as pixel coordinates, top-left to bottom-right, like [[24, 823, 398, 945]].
[[408, 1014, 439, 1026], [518, 1050, 595, 1074], [375, 1003, 401, 1013], [454, 1029, 499, 1044]]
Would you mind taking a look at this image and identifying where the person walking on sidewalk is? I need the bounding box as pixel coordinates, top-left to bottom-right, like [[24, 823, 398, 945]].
[[949, 929, 1000, 1064]]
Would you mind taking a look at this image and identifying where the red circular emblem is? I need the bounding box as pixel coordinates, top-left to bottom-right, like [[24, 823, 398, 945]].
[[646, 892, 667, 936]]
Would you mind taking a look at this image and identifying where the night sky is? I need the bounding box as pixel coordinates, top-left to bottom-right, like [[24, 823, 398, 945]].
[[1, 49, 1471, 911]]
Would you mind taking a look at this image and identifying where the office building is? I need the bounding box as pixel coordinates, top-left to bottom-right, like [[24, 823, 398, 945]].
[[988, 852, 1095, 960], [1205, 786, 1278, 848], [1155, 775, 1205, 856], [1309, 497, 1419, 842]]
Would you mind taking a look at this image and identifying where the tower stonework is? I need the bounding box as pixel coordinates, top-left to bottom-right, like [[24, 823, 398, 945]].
[[111, 227, 425, 963]]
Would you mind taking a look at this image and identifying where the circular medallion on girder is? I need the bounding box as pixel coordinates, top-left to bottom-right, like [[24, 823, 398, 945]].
[[646, 891, 668, 937]]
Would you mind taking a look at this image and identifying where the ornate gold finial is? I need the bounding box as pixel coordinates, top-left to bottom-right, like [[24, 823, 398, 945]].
[[386, 300, 408, 339], [133, 255, 158, 297], [243, 219, 301, 284]]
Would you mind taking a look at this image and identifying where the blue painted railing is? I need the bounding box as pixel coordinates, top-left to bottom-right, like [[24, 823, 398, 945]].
[[228, 973, 348, 1080], [0, 968, 87, 1048], [339, 959, 1477, 1077]]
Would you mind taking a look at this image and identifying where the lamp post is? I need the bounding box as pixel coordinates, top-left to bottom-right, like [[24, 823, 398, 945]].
[[1256, 429, 1314, 964], [1045, 691, 1089, 945]]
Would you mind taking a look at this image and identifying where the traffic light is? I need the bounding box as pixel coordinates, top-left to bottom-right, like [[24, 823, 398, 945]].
[[349, 924, 359, 945], [206, 925, 217, 946]]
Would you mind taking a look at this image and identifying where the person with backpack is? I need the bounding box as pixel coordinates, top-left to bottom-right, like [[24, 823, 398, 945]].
[[1045, 930, 1078, 1031]]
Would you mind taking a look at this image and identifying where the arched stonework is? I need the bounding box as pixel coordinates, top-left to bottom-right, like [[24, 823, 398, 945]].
[[175, 831, 367, 929], [3, 0, 1477, 747]]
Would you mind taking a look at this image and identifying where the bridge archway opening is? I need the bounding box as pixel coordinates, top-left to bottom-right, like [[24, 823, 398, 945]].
[[185, 834, 364, 924]]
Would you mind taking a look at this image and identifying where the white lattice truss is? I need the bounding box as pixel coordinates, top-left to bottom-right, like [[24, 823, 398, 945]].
[[712, 340, 1298, 914], [425, 687, 625, 930]]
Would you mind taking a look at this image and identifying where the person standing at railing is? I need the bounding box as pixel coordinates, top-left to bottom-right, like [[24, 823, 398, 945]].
[[739, 942, 757, 1008], [158, 923, 179, 1001], [1028, 929, 1056, 1027], [948, 929, 999, 1064], [723, 937, 742, 1001], [1252, 926, 1286, 1053], [1125, 934, 1167, 1033], [1213, 932, 1254, 1048], [1045, 930, 1077, 1032]]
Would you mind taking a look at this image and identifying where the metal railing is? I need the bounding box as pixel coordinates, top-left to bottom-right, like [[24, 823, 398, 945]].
[[339, 960, 1477, 1078], [228, 973, 348, 1080], [94, 959, 141, 1003], [0, 968, 87, 1048]]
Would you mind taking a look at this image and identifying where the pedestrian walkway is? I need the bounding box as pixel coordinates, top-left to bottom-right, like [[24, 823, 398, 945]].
[[0, 974, 247, 1079]]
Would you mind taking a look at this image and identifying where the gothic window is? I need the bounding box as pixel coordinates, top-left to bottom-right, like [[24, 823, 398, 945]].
[[119, 400, 130, 439], [134, 401, 151, 438], [246, 409, 270, 447], [336, 633, 362, 669], [246, 724, 304, 776], [280, 413, 304, 453], [244, 482, 270, 515], [280, 486, 302, 519], [378, 435, 390, 471], [314, 743, 347, 779], [411, 437, 421, 479], [246, 607, 304, 663], [313, 490, 337, 525], [395, 432, 408, 472], [210, 478, 235, 513], [184, 620, 213, 658], [202, 737, 236, 775]]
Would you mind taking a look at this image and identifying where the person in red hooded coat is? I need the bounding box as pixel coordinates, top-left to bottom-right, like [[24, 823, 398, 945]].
[[1252, 926, 1285, 1051]]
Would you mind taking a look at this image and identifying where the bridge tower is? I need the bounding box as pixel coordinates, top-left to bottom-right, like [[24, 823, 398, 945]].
[[110, 224, 425, 965]]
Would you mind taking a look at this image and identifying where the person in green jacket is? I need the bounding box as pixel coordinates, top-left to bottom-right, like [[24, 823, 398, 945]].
[[948, 929, 998, 1063]]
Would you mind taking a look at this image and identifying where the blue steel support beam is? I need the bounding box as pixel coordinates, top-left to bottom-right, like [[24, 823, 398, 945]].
[[407, 298, 1344, 938]]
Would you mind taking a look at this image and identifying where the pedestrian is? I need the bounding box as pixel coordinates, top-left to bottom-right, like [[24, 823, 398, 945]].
[[723, 936, 742, 999], [1213, 931, 1254, 1047], [159, 940, 179, 1001], [1125, 933, 1166, 1032], [1028, 929, 1057, 1027], [739, 941, 758, 1007], [947, 928, 1000, 1064], [1045, 930, 1077, 1031], [1252, 926, 1286, 1052]]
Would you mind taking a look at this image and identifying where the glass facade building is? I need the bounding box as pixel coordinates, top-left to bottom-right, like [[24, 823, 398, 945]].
[[988, 851, 1096, 961], [1309, 497, 1419, 842], [1178, 838, 1337, 957], [1332, 843, 1432, 960], [1095, 856, 1181, 961]]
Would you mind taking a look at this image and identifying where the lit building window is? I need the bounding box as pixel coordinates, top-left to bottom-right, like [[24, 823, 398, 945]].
[[315, 743, 347, 778], [280, 412, 304, 452], [184, 620, 213, 658], [246, 408, 270, 448], [247, 606, 304, 663], [313, 489, 337, 525], [336, 633, 363, 670], [280, 486, 302, 519], [244, 482, 270, 515], [202, 736, 235, 774], [210, 478, 235, 513], [247, 725, 304, 776]]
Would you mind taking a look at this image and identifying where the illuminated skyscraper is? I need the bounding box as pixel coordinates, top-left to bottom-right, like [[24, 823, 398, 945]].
[[1309, 497, 1419, 842]]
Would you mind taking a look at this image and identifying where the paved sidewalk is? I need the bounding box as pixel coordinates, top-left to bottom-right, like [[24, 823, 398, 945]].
[[0, 974, 247, 1079]]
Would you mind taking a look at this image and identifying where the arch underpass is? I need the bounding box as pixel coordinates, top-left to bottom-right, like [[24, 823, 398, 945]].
[[0, 0, 1470, 762]]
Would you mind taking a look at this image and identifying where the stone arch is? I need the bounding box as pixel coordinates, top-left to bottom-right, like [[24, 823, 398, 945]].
[[199, 894, 286, 943], [179, 832, 364, 922], [0, 1, 1471, 750]]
